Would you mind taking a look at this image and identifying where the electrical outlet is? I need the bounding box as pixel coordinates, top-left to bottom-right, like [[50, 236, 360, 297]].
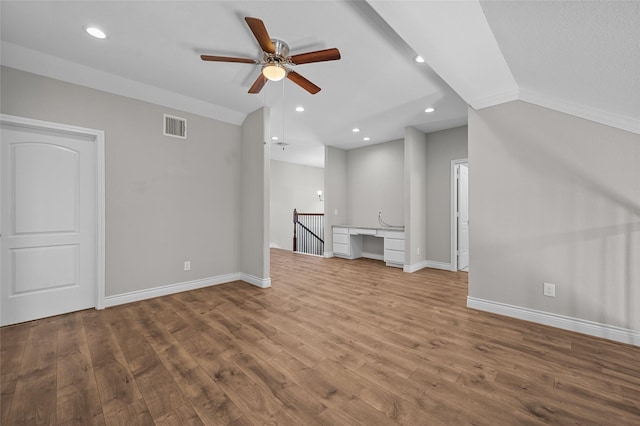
[[378, 210, 382, 217], [417, 247, 420, 255], [184, 261, 191, 271], [543, 282, 555, 297], [334, 209, 338, 215]]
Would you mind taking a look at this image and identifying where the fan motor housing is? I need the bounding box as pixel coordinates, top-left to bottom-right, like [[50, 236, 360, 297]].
[[266, 39, 289, 64]]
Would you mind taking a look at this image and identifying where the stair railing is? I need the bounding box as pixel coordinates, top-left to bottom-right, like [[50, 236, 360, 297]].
[[293, 209, 324, 256]]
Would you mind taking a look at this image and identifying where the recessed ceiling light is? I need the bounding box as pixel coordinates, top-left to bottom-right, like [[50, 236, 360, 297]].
[[352, 128, 360, 133], [425, 107, 435, 113], [414, 55, 425, 63], [363, 137, 370, 141], [85, 27, 106, 39], [272, 136, 279, 140], [295, 106, 304, 112]]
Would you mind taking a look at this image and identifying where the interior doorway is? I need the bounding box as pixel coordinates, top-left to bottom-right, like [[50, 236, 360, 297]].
[[1, 115, 105, 326], [451, 159, 469, 272]]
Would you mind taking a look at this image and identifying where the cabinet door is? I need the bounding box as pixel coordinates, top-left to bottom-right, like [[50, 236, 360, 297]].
[[384, 249, 405, 264], [333, 242, 349, 256], [333, 228, 350, 256]]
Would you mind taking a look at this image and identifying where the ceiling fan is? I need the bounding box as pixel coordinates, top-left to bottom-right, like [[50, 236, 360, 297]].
[[200, 17, 341, 95]]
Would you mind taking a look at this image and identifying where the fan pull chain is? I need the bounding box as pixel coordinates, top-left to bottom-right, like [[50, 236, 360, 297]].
[[282, 79, 286, 150]]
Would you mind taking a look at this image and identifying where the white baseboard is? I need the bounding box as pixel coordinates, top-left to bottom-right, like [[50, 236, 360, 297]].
[[362, 252, 384, 261], [105, 273, 242, 307], [324, 251, 334, 258], [425, 260, 452, 271], [404, 260, 428, 273], [240, 273, 272, 289], [467, 297, 640, 347], [403, 260, 452, 273]]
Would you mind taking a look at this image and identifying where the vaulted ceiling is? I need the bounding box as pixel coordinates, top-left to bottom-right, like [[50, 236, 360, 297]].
[[1, 1, 638, 167]]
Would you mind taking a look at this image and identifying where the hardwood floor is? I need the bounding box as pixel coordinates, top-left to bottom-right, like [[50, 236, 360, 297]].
[[2, 249, 639, 425]]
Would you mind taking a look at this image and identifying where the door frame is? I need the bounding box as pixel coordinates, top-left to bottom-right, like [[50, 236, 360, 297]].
[[0, 114, 106, 310], [450, 158, 468, 272]]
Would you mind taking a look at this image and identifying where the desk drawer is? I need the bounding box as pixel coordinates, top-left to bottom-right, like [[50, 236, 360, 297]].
[[351, 228, 377, 236], [333, 227, 348, 234], [385, 238, 404, 251], [385, 231, 405, 240], [384, 249, 405, 264], [333, 233, 349, 245], [333, 243, 349, 256]]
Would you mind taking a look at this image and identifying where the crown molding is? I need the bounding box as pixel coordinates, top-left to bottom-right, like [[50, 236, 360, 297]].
[[470, 86, 640, 135], [0, 41, 245, 126], [468, 88, 520, 110], [519, 88, 640, 135]]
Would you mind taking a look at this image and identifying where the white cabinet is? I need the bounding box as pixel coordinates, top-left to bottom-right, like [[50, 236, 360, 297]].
[[332, 226, 363, 259], [384, 231, 405, 267], [332, 226, 404, 267], [332, 227, 349, 256]]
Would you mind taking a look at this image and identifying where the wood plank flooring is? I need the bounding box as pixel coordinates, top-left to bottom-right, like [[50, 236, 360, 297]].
[[2, 249, 639, 425]]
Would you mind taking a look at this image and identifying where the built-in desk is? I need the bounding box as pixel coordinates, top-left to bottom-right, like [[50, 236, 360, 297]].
[[332, 226, 405, 267]]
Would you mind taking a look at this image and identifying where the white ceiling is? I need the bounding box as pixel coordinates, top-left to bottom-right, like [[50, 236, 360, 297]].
[[1, 1, 638, 168]]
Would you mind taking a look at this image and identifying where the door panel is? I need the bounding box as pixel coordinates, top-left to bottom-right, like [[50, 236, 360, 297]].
[[12, 244, 79, 294], [457, 164, 469, 270], [14, 143, 79, 234], [1, 123, 96, 325]]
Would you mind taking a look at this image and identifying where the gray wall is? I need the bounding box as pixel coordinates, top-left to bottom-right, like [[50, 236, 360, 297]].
[[240, 108, 270, 282], [404, 127, 427, 267], [347, 139, 404, 228], [324, 146, 348, 252], [469, 100, 640, 330], [425, 126, 468, 264], [270, 160, 324, 250], [1, 66, 243, 296]]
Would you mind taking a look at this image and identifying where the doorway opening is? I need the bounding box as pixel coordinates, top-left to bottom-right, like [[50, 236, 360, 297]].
[[451, 159, 469, 272]]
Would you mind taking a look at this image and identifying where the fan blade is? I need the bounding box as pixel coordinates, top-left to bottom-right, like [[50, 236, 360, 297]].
[[248, 73, 268, 94], [289, 48, 341, 65], [200, 55, 257, 64], [287, 71, 321, 95], [245, 17, 275, 54]]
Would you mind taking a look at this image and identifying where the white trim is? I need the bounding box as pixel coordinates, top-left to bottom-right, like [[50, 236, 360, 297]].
[[1, 42, 245, 126], [105, 273, 242, 307], [95, 129, 106, 309], [0, 114, 107, 311], [403, 261, 428, 273], [324, 251, 334, 258], [470, 88, 640, 135], [519, 89, 640, 135], [469, 89, 520, 110], [404, 260, 453, 273], [240, 273, 272, 289], [467, 297, 640, 347], [425, 260, 452, 271], [362, 252, 384, 261], [451, 158, 468, 272]]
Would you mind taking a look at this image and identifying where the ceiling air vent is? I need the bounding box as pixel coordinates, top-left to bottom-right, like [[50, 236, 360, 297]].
[[163, 114, 187, 139]]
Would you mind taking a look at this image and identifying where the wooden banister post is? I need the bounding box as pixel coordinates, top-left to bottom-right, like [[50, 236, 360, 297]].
[[293, 209, 298, 252]]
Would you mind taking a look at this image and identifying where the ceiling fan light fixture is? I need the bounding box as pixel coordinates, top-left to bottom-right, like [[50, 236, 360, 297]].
[[262, 64, 286, 81]]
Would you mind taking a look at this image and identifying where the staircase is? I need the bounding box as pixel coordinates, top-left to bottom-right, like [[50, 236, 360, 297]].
[[293, 209, 324, 256]]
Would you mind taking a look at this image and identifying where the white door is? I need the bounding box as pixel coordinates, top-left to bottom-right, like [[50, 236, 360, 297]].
[[457, 164, 469, 271], [1, 122, 97, 325]]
